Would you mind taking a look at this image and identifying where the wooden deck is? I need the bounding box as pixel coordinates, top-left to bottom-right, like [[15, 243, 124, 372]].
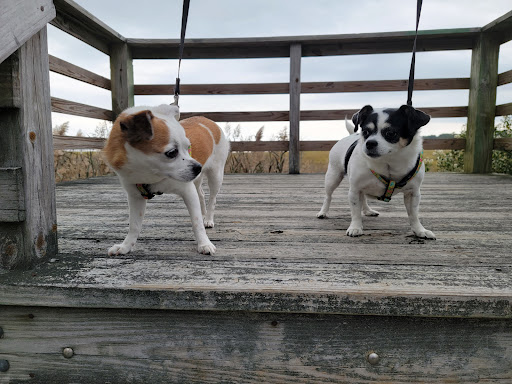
[[1, 172, 512, 383]]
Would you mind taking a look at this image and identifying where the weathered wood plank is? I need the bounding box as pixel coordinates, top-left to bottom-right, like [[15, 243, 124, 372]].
[[50, 0, 125, 55], [0, 28, 58, 269], [465, 32, 500, 173], [109, 43, 134, 119], [49, 55, 111, 89], [180, 106, 468, 123], [496, 102, 512, 117], [133, 78, 471, 96], [0, 306, 511, 383], [498, 69, 512, 86], [1, 173, 512, 318], [0, 168, 25, 222], [289, 43, 301, 174], [0, 0, 55, 64], [127, 28, 480, 59], [50, 137, 466, 152], [52, 135, 105, 150], [494, 137, 512, 150], [50, 97, 114, 120], [482, 9, 512, 44]]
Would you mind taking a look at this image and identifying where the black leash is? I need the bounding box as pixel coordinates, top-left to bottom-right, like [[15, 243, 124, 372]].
[[407, 0, 423, 106], [173, 0, 191, 105]]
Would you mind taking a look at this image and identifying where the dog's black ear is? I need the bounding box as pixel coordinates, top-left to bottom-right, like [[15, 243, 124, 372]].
[[398, 105, 430, 134], [351, 105, 374, 132], [120, 110, 154, 143]]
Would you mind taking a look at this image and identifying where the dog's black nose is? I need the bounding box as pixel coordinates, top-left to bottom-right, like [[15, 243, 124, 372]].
[[192, 163, 202, 176], [366, 140, 378, 150]]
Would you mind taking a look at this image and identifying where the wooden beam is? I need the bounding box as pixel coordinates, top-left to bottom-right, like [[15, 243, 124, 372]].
[[0, 168, 25, 222], [289, 43, 301, 174], [50, 0, 125, 55], [0, 0, 55, 64], [496, 102, 512, 116], [0, 28, 58, 269], [494, 138, 512, 151], [51, 97, 114, 121], [465, 32, 499, 174], [498, 69, 512, 86], [229, 138, 466, 152], [134, 78, 471, 96], [482, 10, 512, 44], [49, 55, 111, 89], [110, 43, 134, 120], [127, 28, 480, 59], [52, 135, 105, 150]]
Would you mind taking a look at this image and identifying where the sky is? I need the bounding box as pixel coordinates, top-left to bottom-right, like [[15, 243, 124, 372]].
[[47, 0, 512, 140]]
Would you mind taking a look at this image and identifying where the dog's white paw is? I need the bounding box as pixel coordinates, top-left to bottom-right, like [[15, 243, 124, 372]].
[[346, 226, 364, 237], [204, 218, 215, 228], [198, 241, 216, 255], [414, 229, 436, 240], [317, 211, 328, 219], [108, 243, 133, 256], [363, 208, 380, 216]]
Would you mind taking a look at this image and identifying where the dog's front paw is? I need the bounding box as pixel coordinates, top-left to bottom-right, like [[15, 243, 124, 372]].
[[414, 229, 436, 240], [108, 243, 133, 255], [198, 241, 216, 255], [316, 211, 328, 219], [204, 218, 215, 228], [346, 226, 364, 237]]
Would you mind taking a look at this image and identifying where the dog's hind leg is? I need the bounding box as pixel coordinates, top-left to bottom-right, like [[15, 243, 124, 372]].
[[317, 167, 343, 219], [203, 168, 224, 228], [362, 195, 379, 216]]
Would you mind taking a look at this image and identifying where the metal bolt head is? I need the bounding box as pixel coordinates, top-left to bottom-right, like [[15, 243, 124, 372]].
[[368, 352, 380, 365], [62, 347, 74, 359], [0, 360, 9, 372]]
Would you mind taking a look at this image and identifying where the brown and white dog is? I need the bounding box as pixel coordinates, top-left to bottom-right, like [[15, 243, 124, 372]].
[[103, 104, 229, 255]]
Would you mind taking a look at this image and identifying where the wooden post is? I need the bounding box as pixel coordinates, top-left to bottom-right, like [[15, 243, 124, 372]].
[[0, 27, 58, 269], [464, 32, 499, 173], [110, 43, 134, 120], [289, 43, 301, 174]]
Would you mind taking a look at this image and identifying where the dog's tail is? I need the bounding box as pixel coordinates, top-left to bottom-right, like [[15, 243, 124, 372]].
[[345, 116, 356, 135]]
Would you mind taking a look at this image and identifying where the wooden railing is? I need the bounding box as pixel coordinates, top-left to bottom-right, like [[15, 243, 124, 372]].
[[49, 0, 512, 173]]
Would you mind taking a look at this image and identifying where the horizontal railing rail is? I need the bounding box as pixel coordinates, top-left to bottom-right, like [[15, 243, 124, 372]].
[[52, 135, 512, 152]]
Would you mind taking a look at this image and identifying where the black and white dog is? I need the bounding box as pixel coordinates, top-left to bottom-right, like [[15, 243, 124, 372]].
[[317, 105, 435, 239]]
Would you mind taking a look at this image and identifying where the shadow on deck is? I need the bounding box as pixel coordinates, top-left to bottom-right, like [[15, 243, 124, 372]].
[[1, 172, 511, 382]]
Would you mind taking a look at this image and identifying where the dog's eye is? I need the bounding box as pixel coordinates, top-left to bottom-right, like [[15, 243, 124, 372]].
[[164, 148, 179, 159], [383, 130, 399, 141]]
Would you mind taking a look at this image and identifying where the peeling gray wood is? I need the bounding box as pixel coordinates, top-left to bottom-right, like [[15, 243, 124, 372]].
[[289, 43, 301, 174], [0, 167, 25, 222], [0, 0, 55, 64], [465, 32, 500, 173], [109, 43, 134, 119], [0, 28, 58, 270], [0, 173, 511, 318], [0, 306, 511, 383]]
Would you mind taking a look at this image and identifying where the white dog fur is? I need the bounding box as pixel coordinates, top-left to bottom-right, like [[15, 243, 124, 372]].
[[103, 104, 229, 255], [317, 105, 435, 239]]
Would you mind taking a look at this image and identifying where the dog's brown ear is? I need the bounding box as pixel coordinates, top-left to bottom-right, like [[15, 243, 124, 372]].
[[351, 105, 374, 132], [398, 105, 430, 133], [120, 110, 154, 143]]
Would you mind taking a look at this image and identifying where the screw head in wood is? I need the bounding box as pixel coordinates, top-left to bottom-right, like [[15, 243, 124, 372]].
[[367, 352, 379, 365], [62, 347, 74, 359], [0, 360, 9, 372]]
